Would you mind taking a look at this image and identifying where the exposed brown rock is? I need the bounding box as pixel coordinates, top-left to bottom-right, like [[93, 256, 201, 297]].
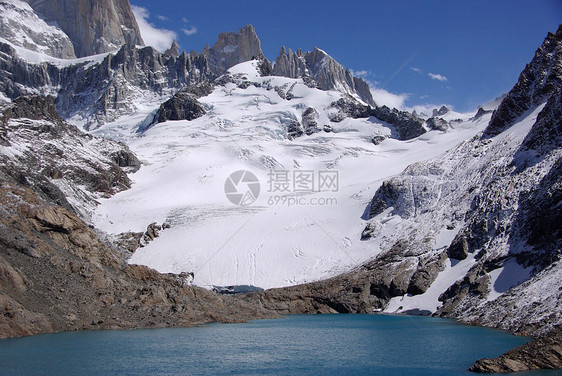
[[0, 181, 278, 339]]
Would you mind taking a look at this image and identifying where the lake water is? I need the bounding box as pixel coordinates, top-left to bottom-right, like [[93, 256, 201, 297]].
[[1, 314, 561, 376]]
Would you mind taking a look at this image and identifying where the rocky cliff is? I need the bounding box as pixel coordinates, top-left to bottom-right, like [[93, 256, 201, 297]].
[[200, 25, 264, 76], [0, 41, 214, 128], [22, 0, 144, 58], [0, 95, 140, 218]]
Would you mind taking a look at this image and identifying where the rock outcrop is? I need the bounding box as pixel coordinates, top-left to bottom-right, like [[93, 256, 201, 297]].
[[147, 82, 214, 129], [426, 117, 448, 132], [22, 0, 144, 57], [370, 105, 427, 140], [432, 105, 449, 117], [329, 97, 426, 141]]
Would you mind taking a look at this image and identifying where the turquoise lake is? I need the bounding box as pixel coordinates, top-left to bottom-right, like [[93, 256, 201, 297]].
[[1, 314, 561, 375]]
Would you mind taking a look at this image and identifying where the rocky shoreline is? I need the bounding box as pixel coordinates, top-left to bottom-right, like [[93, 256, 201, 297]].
[[469, 326, 562, 373]]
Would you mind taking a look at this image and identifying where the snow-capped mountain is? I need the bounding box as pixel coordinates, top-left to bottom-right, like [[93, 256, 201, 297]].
[[0, 23, 381, 132], [248, 25, 562, 337], [0, 0, 560, 353], [272, 46, 375, 107], [83, 58, 478, 292]]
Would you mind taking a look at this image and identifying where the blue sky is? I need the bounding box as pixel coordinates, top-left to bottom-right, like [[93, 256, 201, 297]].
[[130, 0, 561, 113]]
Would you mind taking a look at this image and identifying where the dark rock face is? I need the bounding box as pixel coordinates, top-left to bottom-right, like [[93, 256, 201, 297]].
[[518, 87, 562, 160], [0, 42, 63, 100], [301, 107, 320, 135], [469, 326, 562, 373], [272, 46, 375, 106], [1, 95, 65, 125], [151, 91, 206, 125], [472, 107, 492, 120], [147, 82, 214, 129], [426, 117, 449, 132], [328, 97, 425, 141], [371, 105, 427, 140], [23, 0, 144, 58], [447, 235, 469, 260], [287, 120, 304, 140], [330, 97, 371, 120], [256, 57, 272, 76], [371, 135, 386, 145], [407, 251, 448, 295], [485, 25, 562, 137]]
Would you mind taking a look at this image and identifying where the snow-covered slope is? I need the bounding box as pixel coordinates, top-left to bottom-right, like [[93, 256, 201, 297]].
[[91, 61, 487, 289], [0, 0, 75, 59]]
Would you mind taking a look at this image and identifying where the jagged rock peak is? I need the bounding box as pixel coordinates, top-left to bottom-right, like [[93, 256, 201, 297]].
[[432, 105, 449, 117], [0, 0, 76, 59], [272, 45, 375, 107], [22, 0, 144, 58], [201, 24, 265, 76], [485, 24, 562, 136], [164, 40, 180, 57]]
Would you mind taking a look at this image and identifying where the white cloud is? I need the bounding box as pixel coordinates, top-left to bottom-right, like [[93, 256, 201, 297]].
[[350, 69, 369, 78], [370, 86, 454, 116], [371, 88, 409, 110], [411, 67, 422, 73], [156, 15, 168, 21], [182, 17, 189, 23], [428, 73, 448, 82], [182, 26, 198, 36], [131, 5, 177, 52]]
